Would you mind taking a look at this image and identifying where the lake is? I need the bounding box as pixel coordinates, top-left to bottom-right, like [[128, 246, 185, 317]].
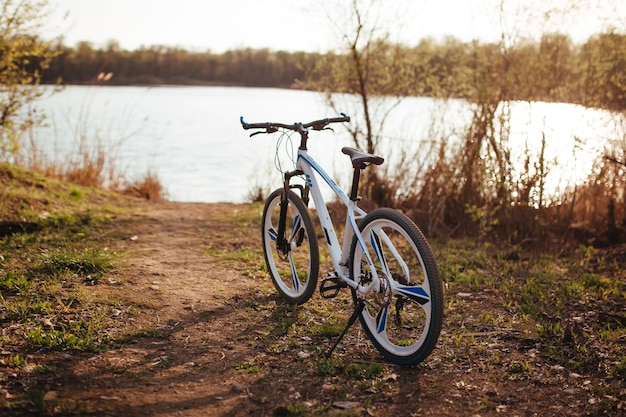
[[30, 85, 620, 203]]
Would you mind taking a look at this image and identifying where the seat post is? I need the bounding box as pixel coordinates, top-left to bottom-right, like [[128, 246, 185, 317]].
[[349, 165, 364, 201]]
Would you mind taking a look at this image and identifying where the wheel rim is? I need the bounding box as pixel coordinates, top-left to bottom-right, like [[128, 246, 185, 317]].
[[354, 219, 433, 358], [263, 196, 314, 299]]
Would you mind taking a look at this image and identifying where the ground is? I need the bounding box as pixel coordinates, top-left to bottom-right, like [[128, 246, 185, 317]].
[[2, 200, 624, 416]]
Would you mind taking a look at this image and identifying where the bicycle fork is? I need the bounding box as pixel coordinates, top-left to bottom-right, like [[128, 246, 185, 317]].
[[276, 169, 307, 256]]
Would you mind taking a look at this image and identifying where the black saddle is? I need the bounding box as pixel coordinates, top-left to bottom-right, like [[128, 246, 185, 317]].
[[341, 147, 384, 169]]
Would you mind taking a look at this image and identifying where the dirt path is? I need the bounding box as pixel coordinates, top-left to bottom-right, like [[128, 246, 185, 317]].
[[34, 201, 615, 417], [42, 202, 268, 416]]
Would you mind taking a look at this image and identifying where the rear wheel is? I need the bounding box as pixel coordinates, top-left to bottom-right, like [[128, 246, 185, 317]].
[[349, 208, 443, 365], [261, 189, 319, 304]]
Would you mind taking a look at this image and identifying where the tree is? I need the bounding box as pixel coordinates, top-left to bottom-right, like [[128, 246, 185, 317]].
[[307, 0, 420, 204], [309, 0, 416, 155], [0, 0, 60, 158], [578, 32, 626, 111]]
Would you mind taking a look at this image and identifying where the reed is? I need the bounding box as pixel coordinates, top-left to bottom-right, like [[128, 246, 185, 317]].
[[10, 88, 165, 201]]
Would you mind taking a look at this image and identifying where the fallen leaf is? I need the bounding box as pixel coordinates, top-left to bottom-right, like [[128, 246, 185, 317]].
[[333, 401, 361, 409], [44, 391, 58, 401]]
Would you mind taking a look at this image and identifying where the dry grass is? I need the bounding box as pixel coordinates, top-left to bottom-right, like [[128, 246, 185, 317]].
[[119, 171, 165, 201], [11, 120, 165, 201]]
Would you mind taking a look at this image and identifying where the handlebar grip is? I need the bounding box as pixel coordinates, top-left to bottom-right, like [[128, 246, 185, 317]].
[[240, 116, 273, 130], [322, 113, 350, 124], [330, 113, 350, 123]]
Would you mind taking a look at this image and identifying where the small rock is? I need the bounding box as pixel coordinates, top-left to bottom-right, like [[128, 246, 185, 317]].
[[231, 384, 247, 393], [333, 401, 361, 409], [564, 388, 581, 395], [99, 395, 121, 400]]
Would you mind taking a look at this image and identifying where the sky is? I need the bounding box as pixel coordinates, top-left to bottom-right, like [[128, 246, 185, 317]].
[[44, 0, 626, 52]]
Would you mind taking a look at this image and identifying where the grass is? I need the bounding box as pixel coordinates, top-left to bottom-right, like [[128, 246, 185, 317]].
[[439, 238, 626, 381], [234, 361, 263, 374], [1, 163, 625, 416], [230, 210, 623, 414], [0, 163, 150, 414], [0, 164, 135, 353], [38, 248, 113, 283], [272, 405, 309, 417]]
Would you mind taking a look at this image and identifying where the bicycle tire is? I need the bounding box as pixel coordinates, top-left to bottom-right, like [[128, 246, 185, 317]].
[[349, 208, 443, 365], [261, 189, 319, 304]]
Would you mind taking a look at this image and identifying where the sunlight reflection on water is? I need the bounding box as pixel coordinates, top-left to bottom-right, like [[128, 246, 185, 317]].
[[32, 86, 620, 203]]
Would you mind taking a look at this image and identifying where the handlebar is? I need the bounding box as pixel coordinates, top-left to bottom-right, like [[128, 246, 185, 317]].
[[240, 113, 350, 137]]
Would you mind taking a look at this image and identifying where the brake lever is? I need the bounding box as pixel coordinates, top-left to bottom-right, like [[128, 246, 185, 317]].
[[250, 127, 279, 137], [311, 122, 332, 131]]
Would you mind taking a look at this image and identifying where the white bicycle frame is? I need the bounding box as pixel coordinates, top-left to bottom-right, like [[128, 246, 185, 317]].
[[295, 148, 382, 295]]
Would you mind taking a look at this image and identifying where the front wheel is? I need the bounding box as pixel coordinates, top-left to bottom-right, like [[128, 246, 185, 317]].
[[349, 208, 443, 365], [261, 189, 319, 304]]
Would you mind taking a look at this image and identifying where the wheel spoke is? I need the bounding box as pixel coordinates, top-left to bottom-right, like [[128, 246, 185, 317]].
[[375, 306, 389, 334], [288, 214, 301, 243], [288, 252, 300, 291], [369, 228, 391, 279], [378, 229, 412, 282], [395, 285, 430, 305]]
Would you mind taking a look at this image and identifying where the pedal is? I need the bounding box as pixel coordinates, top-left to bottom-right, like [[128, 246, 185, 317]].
[[320, 275, 347, 298]]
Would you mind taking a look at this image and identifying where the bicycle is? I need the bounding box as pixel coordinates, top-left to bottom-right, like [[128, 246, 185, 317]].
[[240, 113, 443, 365]]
